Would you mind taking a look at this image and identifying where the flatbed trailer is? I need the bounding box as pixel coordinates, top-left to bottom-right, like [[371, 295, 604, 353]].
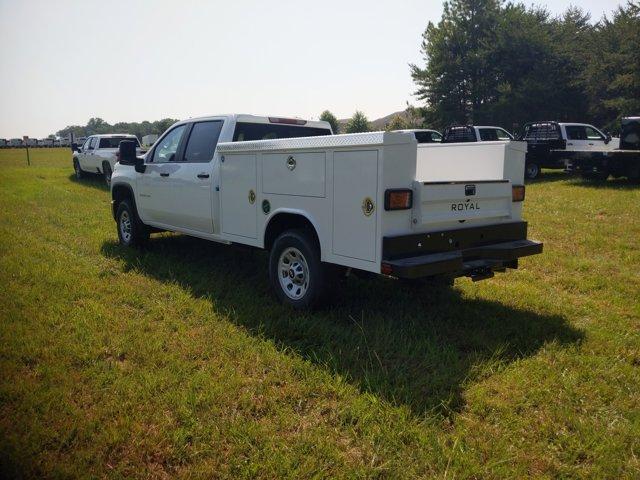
[[561, 149, 640, 181]]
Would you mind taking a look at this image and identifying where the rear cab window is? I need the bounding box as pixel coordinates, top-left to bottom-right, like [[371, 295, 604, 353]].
[[99, 137, 140, 149], [182, 121, 224, 163], [414, 131, 442, 143], [233, 123, 331, 141]]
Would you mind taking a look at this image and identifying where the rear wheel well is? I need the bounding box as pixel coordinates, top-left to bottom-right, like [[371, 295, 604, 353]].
[[264, 213, 320, 253]]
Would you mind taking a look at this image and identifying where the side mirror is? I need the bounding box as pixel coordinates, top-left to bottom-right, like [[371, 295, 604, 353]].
[[119, 140, 137, 165], [71, 142, 78, 152], [605, 133, 612, 144], [134, 156, 146, 173]]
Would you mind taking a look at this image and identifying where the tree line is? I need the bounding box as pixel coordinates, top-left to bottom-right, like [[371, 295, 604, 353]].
[[323, 1, 639, 135], [57, 1, 638, 141], [55, 117, 179, 140], [411, 0, 640, 134]]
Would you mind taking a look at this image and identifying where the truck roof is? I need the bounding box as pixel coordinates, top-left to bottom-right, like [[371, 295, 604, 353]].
[[176, 114, 332, 131], [87, 133, 138, 138]]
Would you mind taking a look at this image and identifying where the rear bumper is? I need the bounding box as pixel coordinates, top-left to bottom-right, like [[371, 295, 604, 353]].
[[382, 222, 543, 280]]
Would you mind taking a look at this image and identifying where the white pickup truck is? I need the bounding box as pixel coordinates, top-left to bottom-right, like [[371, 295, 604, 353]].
[[73, 134, 143, 186], [111, 114, 542, 308]]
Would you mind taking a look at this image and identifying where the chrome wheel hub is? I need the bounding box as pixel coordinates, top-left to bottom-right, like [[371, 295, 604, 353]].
[[278, 247, 309, 300], [119, 211, 132, 243]]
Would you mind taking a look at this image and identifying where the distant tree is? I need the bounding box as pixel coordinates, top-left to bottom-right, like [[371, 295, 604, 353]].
[[386, 114, 409, 131], [584, 1, 640, 131], [345, 111, 370, 133], [404, 103, 425, 128], [411, 0, 502, 127], [319, 110, 339, 133], [55, 117, 179, 139]]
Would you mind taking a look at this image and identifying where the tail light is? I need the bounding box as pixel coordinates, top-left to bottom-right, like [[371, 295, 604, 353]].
[[512, 185, 525, 202], [385, 189, 413, 210]]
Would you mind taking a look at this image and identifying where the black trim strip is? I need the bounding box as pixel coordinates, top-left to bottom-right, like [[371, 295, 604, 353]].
[[384, 239, 542, 279], [422, 180, 509, 185], [383, 222, 528, 260]]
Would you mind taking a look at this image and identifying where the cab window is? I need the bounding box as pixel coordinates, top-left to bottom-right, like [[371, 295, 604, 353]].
[[151, 125, 187, 163], [565, 126, 587, 140], [479, 128, 499, 141], [82, 138, 92, 150], [182, 121, 223, 163], [414, 131, 442, 143], [585, 126, 604, 140], [496, 129, 512, 140], [88, 137, 98, 150]]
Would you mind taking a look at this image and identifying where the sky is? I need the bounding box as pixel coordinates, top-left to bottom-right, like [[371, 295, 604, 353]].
[[0, 0, 625, 138]]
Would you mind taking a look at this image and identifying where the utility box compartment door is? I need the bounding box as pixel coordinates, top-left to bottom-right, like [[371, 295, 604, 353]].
[[262, 152, 326, 197], [332, 150, 378, 262], [220, 153, 257, 239]]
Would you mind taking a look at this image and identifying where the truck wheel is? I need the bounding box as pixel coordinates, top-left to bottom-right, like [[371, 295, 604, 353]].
[[73, 159, 85, 179], [525, 162, 539, 180], [116, 199, 149, 247], [103, 162, 112, 187], [269, 229, 328, 309]]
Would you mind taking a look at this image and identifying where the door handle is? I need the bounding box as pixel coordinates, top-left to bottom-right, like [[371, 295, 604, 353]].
[[588, 143, 594, 146], [160, 172, 170, 177], [197, 173, 210, 179]]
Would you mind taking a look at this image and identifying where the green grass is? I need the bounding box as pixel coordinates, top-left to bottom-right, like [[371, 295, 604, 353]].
[[0, 148, 638, 479]]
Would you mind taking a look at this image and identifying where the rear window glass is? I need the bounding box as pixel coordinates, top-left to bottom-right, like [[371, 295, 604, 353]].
[[414, 131, 442, 143], [183, 121, 223, 163], [99, 137, 140, 148], [443, 126, 476, 143], [233, 123, 331, 141]]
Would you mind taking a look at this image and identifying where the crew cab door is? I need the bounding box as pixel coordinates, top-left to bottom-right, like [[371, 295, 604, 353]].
[[78, 137, 95, 171], [137, 124, 188, 226], [563, 125, 595, 151], [160, 120, 223, 233]]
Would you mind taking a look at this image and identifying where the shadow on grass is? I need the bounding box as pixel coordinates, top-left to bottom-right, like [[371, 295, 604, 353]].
[[570, 177, 639, 190], [526, 170, 570, 184], [101, 234, 583, 416], [68, 173, 109, 192]]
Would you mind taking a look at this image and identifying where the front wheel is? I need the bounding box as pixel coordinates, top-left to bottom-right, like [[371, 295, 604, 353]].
[[73, 159, 85, 179], [116, 199, 149, 247], [525, 162, 540, 180], [103, 162, 112, 187], [269, 230, 329, 309]]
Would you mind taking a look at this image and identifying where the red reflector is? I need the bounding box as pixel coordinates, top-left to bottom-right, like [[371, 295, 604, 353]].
[[381, 263, 393, 275], [268, 117, 307, 125], [385, 189, 413, 210], [512, 185, 525, 202]]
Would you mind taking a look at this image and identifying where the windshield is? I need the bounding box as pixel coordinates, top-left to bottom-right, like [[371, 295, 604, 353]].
[[99, 137, 140, 149], [233, 123, 331, 141]]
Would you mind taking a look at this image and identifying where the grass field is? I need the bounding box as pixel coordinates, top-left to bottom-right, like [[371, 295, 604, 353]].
[[0, 147, 639, 479]]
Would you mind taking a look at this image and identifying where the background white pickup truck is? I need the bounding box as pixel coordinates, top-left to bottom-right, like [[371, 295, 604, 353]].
[[111, 114, 542, 308], [73, 134, 142, 185]]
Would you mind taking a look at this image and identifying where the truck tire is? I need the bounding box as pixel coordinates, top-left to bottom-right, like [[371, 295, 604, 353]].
[[525, 162, 540, 180], [73, 159, 85, 179], [116, 199, 149, 247], [269, 229, 328, 309], [103, 162, 112, 187]]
